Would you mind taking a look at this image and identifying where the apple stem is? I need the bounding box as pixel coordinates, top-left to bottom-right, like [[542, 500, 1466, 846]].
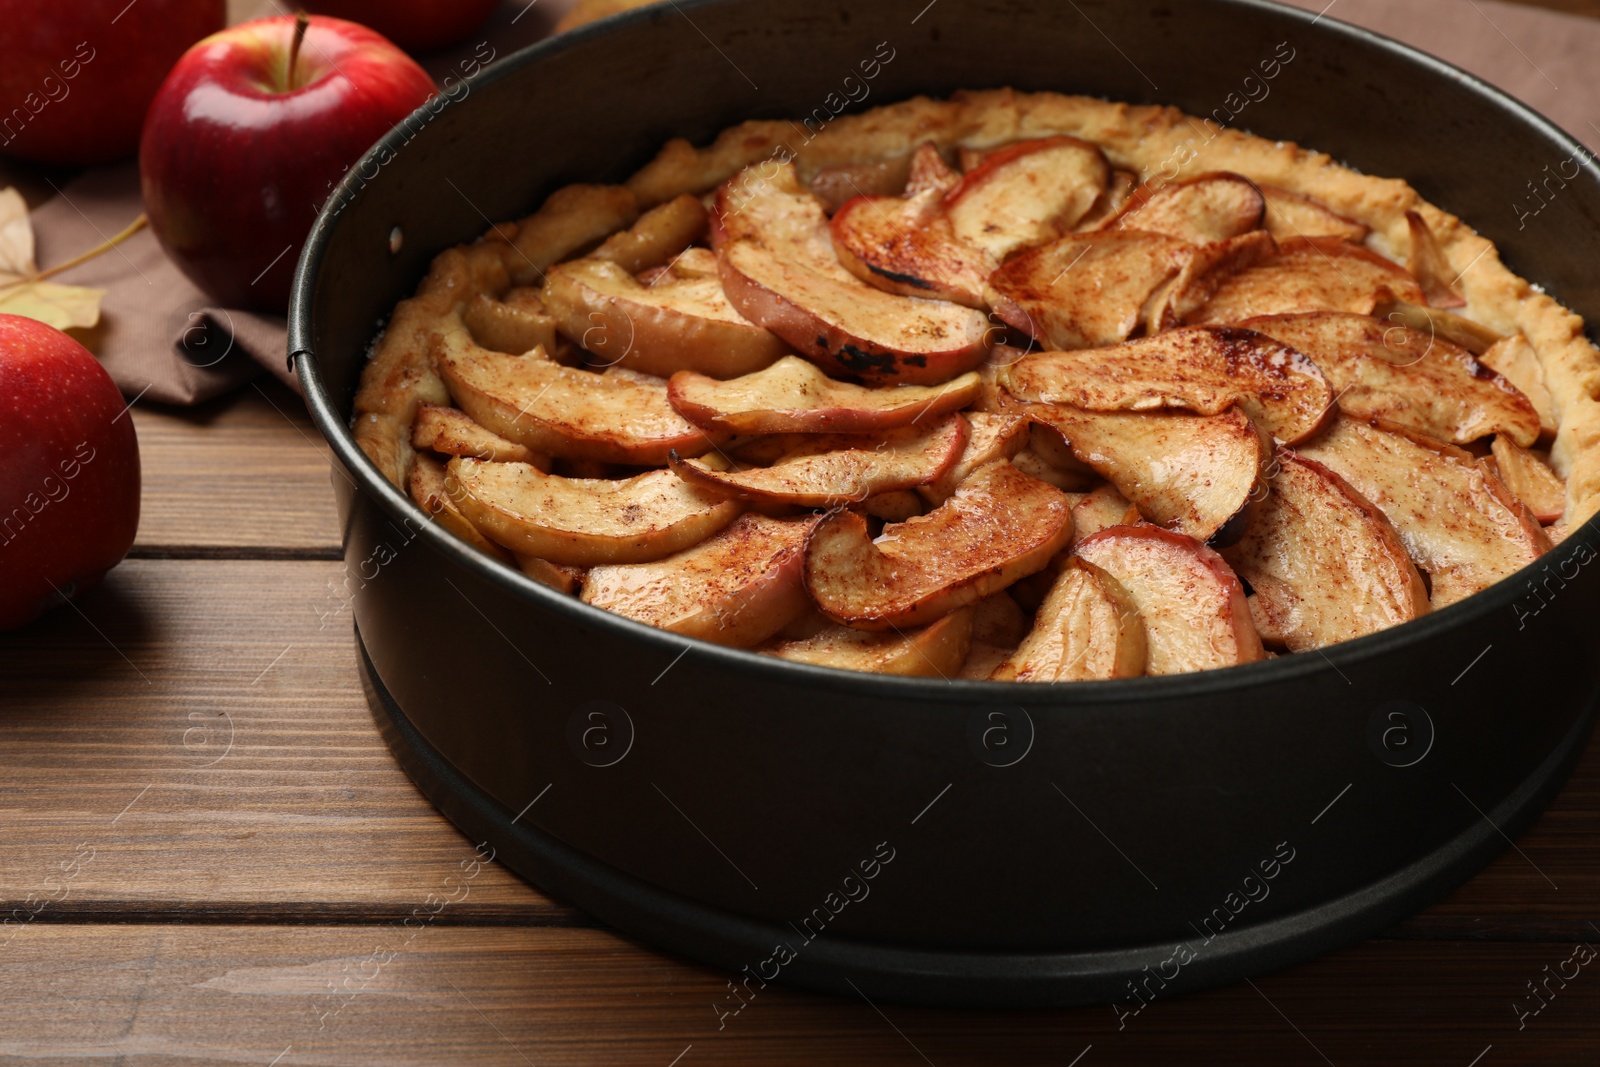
[[287, 11, 310, 91], [30, 214, 148, 284]]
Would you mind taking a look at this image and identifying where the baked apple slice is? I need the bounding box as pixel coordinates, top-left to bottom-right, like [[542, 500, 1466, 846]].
[[804, 459, 1074, 629], [667, 355, 981, 434], [412, 405, 550, 466], [463, 289, 559, 355], [766, 607, 975, 677], [719, 239, 995, 385], [988, 230, 1191, 349], [943, 136, 1110, 260], [958, 592, 1032, 679], [590, 193, 708, 274], [408, 454, 509, 562], [1074, 525, 1265, 674], [1145, 231, 1278, 331], [1240, 311, 1541, 447], [515, 554, 586, 595], [1220, 448, 1429, 651], [1110, 172, 1265, 244], [999, 325, 1333, 444], [542, 257, 786, 379], [809, 155, 916, 214], [1070, 483, 1136, 546], [1404, 210, 1466, 309], [829, 189, 996, 307], [447, 458, 742, 566], [990, 558, 1146, 681], [918, 411, 1031, 503], [670, 414, 967, 507], [1490, 436, 1566, 524], [1296, 417, 1550, 606], [1192, 237, 1426, 322], [904, 141, 963, 196], [1021, 403, 1269, 544], [1373, 298, 1505, 354], [581, 513, 814, 647], [1479, 334, 1558, 439], [435, 331, 725, 465], [1259, 186, 1368, 242]]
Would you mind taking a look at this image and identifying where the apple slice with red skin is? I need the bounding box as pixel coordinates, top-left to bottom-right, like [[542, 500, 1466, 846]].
[[1259, 186, 1369, 242], [1296, 417, 1550, 606], [1109, 172, 1266, 244], [1191, 236, 1426, 323], [765, 607, 975, 677], [411, 405, 549, 466], [447, 458, 741, 566], [988, 230, 1192, 349], [435, 331, 726, 465], [669, 414, 968, 507], [943, 136, 1110, 260], [581, 513, 816, 648], [719, 237, 996, 385], [1220, 448, 1430, 652], [990, 558, 1147, 681], [667, 355, 981, 434], [1074, 525, 1265, 674], [1489, 437, 1566, 524], [918, 411, 1031, 504], [804, 459, 1073, 630], [999, 325, 1333, 444], [1240, 311, 1541, 447], [542, 257, 787, 379], [830, 189, 997, 307], [1018, 401, 1270, 544]]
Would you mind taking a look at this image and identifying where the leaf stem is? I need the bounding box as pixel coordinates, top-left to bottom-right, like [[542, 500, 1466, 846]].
[[31, 213, 148, 283]]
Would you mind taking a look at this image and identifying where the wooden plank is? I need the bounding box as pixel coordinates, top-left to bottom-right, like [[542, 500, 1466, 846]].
[[130, 381, 341, 554], [0, 925, 1592, 1064], [2, 556, 1599, 942], [0, 558, 561, 919]]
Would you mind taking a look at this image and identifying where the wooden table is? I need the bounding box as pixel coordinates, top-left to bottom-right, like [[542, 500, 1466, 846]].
[[6, 1, 1600, 1063]]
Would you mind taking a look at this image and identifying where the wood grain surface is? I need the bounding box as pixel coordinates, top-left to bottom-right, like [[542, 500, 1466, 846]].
[[2, 926, 1598, 1066]]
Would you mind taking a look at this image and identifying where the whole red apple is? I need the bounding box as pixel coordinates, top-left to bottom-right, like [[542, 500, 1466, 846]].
[[140, 15, 436, 313], [0, 315, 140, 631], [306, 0, 501, 53], [0, 0, 224, 166]]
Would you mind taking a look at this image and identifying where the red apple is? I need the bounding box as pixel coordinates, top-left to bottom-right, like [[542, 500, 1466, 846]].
[[305, 0, 501, 53], [140, 15, 437, 313], [0, 314, 140, 631], [0, 0, 224, 165]]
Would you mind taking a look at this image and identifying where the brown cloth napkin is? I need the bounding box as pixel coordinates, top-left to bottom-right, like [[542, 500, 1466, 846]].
[[22, 0, 1600, 404]]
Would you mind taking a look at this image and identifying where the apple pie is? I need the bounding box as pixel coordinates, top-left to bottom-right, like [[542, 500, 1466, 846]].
[[352, 89, 1599, 680]]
